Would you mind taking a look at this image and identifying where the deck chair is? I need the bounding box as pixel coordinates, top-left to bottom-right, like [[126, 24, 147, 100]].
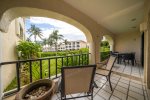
[[96, 55, 117, 91], [60, 65, 96, 100]]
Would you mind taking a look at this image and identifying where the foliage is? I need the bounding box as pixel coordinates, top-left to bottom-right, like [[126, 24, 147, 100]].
[[47, 34, 54, 47], [63, 39, 70, 45], [100, 41, 110, 61], [4, 77, 17, 92], [101, 41, 110, 48], [27, 24, 43, 42], [100, 40, 110, 59], [80, 48, 89, 53], [101, 51, 110, 61], [42, 38, 48, 46], [100, 47, 110, 52], [16, 41, 42, 59], [38, 48, 89, 58], [48, 30, 64, 52]]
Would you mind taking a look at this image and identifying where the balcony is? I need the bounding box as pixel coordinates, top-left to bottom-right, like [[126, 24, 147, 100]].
[[0, 0, 150, 100], [1, 54, 149, 100]]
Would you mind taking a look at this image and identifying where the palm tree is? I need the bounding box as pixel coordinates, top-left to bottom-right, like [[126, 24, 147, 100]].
[[26, 37, 31, 42], [63, 39, 70, 45], [27, 24, 43, 42], [63, 39, 70, 50], [46, 34, 54, 52], [42, 38, 48, 46], [50, 30, 64, 52]]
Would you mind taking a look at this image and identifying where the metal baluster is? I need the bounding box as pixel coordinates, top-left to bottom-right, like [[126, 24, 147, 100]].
[[82, 54, 83, 65], [56, 58, 58, 78], [79, 55, 80, 65], [29, 61, 32, 82], [62, 57, 63, 67], [67, 56, 68, 66], [87, 53, 89, 65], [16, 62, 20, 91], [72, 55, 73, 66], [48, 59, 51, 79], [40, 60, 42, 79], [76, 55, 77, 65]]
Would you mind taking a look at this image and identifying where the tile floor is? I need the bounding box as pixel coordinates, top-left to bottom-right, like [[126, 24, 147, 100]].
[[51, 63, 149, 100], [112, 63, 143, 79]]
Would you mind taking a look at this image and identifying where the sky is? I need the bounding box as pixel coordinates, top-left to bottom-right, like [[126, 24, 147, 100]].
[[25, 17, 87, 42]]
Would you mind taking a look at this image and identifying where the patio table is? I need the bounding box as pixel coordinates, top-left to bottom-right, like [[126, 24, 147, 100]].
[[111, 52, 135, 66]]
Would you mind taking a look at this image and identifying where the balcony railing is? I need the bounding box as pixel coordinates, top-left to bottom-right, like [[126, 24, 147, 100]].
[[0, 53, 90, 97]]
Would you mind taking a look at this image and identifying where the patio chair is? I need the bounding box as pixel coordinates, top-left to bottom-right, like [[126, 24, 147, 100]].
[[96, 55, 117, 91], [59, 65, 96, 100]]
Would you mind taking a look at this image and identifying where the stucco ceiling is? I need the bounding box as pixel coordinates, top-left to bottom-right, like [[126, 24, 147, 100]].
[[63, 0, 145, 34]]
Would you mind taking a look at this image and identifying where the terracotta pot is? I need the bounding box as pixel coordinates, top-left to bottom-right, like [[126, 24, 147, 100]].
[[15, 79, 55, 100]]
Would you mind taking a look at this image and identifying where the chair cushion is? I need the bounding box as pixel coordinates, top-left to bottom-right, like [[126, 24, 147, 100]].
[[96, 69, 109, 76]]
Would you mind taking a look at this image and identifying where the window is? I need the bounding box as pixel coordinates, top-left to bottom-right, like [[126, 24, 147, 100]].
[[20, 24, 23, 38], [17, 23, 24, 39]]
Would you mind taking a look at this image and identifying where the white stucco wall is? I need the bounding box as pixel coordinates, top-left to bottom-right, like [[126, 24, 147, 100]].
[[115, 32, 141, 62], [1, 18, 25, 92]]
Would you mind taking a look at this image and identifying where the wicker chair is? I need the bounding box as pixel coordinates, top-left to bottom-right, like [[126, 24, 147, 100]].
[[96, 55, 117, 91], [59, 65, 96, 100]]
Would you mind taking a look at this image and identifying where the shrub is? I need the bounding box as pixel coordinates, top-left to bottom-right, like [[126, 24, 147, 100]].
[[16, 41, 41, 60], [101, 51, 110, 61], [39, 48, 89, 58]]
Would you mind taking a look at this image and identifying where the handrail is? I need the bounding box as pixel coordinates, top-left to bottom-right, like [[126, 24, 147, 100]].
[[0, 53, 90, 65]]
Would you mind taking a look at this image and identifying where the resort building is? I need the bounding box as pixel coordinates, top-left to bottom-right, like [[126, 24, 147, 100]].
[[58, 40, 88, 51], [42, 40, 88, 51]]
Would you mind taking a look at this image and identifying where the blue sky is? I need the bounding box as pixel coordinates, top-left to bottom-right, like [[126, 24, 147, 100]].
[[25, 17, 86, 42]]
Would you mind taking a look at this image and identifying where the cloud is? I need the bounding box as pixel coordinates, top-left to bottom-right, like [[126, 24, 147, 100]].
[[26, 17, 86, 41]]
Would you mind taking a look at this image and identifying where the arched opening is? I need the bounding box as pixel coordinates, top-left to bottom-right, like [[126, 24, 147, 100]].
[[103, 35, 114, 52], [25, 17, 88, 53], [100, 35, 114, 61], [0, 7, 97, 95], [0, 7, 95, 62]]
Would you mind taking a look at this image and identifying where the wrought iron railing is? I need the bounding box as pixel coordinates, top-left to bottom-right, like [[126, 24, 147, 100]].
[[0, 53, 90, 97]]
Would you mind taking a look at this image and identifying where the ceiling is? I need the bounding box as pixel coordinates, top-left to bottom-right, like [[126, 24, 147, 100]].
[[63, 0, 145, 34]]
